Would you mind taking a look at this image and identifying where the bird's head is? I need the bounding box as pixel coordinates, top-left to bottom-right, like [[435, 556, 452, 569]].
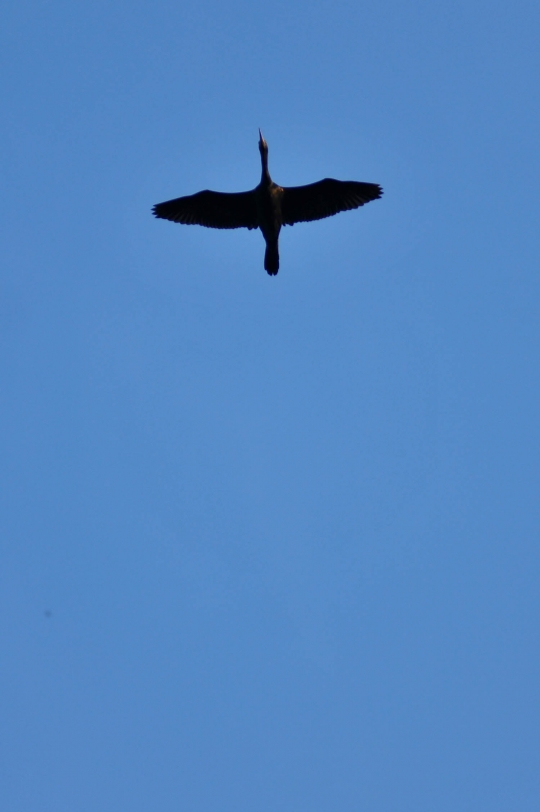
[[258, 129, 268, 155]]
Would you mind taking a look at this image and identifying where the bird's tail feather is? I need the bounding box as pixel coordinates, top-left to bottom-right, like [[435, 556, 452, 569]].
[[264, 242, 279, 275]]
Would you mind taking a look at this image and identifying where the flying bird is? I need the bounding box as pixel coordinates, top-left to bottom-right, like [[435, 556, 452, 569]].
[[152, 131, 382, 276]]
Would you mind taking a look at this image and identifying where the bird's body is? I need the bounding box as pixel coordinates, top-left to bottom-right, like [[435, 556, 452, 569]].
[[153, 131, 382, 275], [255, 153, 283, 273]]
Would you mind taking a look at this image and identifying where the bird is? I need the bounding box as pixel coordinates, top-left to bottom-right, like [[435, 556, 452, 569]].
[[152, 131, 382, 276]]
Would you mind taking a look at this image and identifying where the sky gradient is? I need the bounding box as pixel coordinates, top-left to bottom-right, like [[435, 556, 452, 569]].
[[1, 2, 539, 811]]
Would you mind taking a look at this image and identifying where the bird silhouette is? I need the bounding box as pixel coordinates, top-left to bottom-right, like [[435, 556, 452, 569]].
[[152, 131, 382, 276]]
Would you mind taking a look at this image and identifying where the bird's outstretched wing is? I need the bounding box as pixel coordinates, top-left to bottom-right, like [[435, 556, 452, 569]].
[[152, 189, 258, 230], [281, 179, 382, 226]]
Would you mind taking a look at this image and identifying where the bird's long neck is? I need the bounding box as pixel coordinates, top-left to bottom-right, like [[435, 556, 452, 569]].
[[260, 148, 270, 183]]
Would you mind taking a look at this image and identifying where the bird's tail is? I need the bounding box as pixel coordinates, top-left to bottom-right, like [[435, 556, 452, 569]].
[[264, 241, 279, 275]]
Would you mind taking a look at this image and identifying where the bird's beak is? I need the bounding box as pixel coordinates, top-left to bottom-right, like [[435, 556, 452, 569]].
[[259, 128, 265, 143]]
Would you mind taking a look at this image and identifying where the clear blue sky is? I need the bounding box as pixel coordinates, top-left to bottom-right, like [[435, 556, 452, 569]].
[[1, 2, 539, 810]]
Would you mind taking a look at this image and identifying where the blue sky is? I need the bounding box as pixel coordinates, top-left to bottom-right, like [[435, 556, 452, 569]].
[[1, 2, 539, 810]]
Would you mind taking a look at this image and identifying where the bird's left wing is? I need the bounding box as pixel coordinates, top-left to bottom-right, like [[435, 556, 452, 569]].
[[152, 189, 258, 230], [281, 179, 382, 226]]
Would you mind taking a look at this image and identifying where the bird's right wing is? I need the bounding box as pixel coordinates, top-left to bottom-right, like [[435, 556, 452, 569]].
[[152, 189, 258, 230], [281, 179, 382, 225]]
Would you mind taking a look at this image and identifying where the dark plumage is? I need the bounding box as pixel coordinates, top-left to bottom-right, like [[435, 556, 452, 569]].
[[152, 131, 382, 276]]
